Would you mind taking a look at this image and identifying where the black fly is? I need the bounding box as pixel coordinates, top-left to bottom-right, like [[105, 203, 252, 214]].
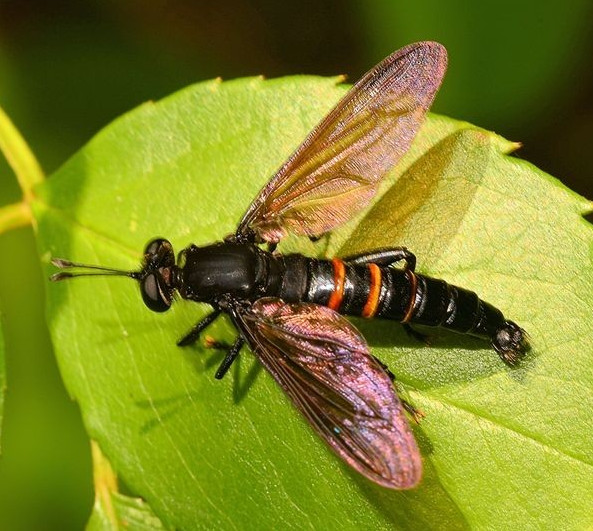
[[52, 42, 528, 489]]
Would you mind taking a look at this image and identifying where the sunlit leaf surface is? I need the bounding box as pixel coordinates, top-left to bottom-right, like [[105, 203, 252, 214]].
[[87, 490, 167, 531], [35, 76, 593, 529]]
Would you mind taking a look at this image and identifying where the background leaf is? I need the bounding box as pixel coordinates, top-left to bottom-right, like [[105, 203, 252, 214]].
[[87, 492, 167, 531], [87, 441, 167, 530], [36, 76, 593, 529]]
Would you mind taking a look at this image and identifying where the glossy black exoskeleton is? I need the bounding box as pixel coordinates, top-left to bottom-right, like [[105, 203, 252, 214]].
[[127, 237, 527, 375]]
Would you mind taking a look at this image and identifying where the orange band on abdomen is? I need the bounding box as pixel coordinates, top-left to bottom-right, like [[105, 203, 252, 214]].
[[362, 263, 381, 318], [327, 258, 345, 311], [401, 270, 418, 323]]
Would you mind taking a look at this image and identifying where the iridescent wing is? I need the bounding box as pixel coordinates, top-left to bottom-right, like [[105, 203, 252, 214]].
[[236, 298, 422, 489], [237, 41, 447, 244]]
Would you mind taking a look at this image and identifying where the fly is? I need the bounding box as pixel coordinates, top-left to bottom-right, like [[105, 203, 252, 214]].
[[51, 42, 528, 489]]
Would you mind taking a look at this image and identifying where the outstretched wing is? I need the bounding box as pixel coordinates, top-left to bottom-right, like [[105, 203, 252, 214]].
[[237, 41, 447, 244], [237, 298, 421, 489]]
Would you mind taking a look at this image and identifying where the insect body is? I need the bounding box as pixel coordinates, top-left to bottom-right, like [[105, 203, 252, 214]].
[[51, 42, 528, 489], [156, 241, 524, 364]]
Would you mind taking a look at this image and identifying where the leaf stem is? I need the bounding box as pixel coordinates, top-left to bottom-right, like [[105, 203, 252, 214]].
[[0, 202, 32, 232], [0, 105, 44, 203], [91, 440, 119, 528]]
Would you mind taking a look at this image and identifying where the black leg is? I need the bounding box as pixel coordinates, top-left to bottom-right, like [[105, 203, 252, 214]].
[[177, 309, 222, 347], [342, 247, 416, 271], [373, 355, 424, 422], [200, 294, 253, 380], [401, 399, 425, 424], [215, 336, 245, 379], [372, 355, 395, 381]]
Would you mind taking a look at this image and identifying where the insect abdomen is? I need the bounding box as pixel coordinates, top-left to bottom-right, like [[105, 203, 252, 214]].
[[280, 256, 512, 345], [280, 257, 414, 320], [396, 272, 505, 339]]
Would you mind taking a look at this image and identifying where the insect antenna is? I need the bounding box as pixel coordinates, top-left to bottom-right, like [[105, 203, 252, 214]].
[[50, 258, 141, 281]]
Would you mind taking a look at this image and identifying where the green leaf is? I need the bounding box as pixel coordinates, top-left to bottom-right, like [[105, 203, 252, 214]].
[[87, 492, 167, 531], [35, 76, 593, 529], [87, 441, 167, 530]]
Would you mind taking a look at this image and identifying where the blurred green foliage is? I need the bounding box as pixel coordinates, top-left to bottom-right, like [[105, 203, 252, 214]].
[[0, 1, 591, 529]]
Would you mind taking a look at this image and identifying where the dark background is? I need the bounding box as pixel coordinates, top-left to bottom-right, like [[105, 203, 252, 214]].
[[0, 1, 591, 528]]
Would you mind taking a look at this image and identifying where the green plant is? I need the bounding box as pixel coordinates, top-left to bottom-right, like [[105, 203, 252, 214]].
[[1, 75, 592, 529]]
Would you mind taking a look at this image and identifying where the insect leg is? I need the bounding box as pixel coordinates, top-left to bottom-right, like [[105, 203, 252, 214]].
[[214, 336, 245, 379], [373, 354, 424, 422], [343, 247, 416, 271], [177, 309, 222, 346], [372, 355, 395, 381], [401, 399, 425, 424], [202, 294, 257, 379]]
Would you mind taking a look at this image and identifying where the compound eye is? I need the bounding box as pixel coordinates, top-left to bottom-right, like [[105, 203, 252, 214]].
[[144, 238, 175, 267], [140, 273, 171, 312]]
